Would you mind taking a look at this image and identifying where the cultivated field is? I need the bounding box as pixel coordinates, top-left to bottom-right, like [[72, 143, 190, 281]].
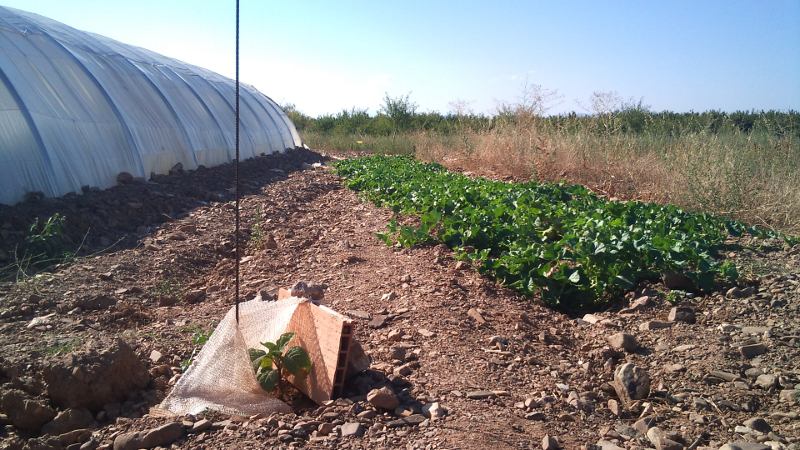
[[1, 106, 799, 450], [298, 102, 800, 235]]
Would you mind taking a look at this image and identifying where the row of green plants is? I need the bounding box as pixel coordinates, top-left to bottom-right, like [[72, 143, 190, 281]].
[[285, 95, 800, 138], [334, 156, 795, 311]]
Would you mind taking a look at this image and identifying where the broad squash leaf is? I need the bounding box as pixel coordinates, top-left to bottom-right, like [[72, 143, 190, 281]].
[[257, 369, 280, 391], [283, 346, 312, 376]]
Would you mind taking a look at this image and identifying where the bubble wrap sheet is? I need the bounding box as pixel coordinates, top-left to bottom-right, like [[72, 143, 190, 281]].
[[158, 298, 304, 416]]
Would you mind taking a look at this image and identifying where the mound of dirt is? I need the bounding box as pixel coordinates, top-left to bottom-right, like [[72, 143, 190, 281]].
[[43, 338, 150, 411]]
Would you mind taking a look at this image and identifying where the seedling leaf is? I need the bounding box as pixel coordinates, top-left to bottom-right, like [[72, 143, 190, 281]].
[[275, 332, 295, 351], [257, 368, 280, 391], [283, 346, 312, 376]]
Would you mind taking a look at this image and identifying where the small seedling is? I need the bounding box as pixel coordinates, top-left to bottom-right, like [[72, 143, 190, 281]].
[[180, 328, 212, 371], [2, 213, 76, 281], [151, 278, 182, 304], [249, 206, 269, 249], [665, 290, 686, 304], [26, 213, 66, 250], [248, 332, 311, 399]]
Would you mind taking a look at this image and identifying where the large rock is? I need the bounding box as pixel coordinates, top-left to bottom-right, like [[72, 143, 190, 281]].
[[639, 320, 673, 331], [754, 374, 777, 389], [366, 386, 399, 410], [57, 428, 92, 446], [779, 389, 799, 404], [607, 332, 638, 352], [596, 440, 625, 450], [742, 417, 771, 433], [613, 363, 650, 404], [466, 390, 495, 400], [113, 422, 184, 450], [667, 306, 695, 323], [646, 427, 682, 450], [346, 340, 371, 378], [726, 286, 755, 298], [739, 343, 767, 359], [191, 419, 212, 433], [467, 308, 487, 325], [116, 172, 134, 184], [542, 434, 559, 450], [41, 408, 94, 436], [340, 422, 364, 437], [0, 389, 56, 433], [288, 281, 326, 301], [422, 402, 447, 420], [633, 416, 656, 434], [386, 414, 426, 428], [368, 314, 389, 329], [44, 338, 150, 411], [719, 443, 770, 450]]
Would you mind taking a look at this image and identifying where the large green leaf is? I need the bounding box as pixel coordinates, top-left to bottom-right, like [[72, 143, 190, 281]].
[[283, 346, 312, 376], [257, 369, 280, 391], [260, 355, 274, 371], [275, 332, 296, 351], [251, 356, 264, 371], [248, 348, 266, 362], [260, 341, 278, 354]]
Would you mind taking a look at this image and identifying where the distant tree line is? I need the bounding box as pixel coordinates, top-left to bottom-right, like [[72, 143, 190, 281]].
[[282, 92, 800, 138]]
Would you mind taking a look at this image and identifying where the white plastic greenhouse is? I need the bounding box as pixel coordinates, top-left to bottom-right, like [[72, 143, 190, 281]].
[[0, 6, 302, 205]]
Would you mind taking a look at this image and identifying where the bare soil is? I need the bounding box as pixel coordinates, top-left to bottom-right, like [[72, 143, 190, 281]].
[[0, 150, 798, 450]]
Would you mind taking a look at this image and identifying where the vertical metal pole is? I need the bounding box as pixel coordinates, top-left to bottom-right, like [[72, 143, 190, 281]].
[[234, 0, 241, 323]]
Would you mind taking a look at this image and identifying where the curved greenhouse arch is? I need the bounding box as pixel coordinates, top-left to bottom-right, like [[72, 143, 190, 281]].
[[0, 6, 301, 205]]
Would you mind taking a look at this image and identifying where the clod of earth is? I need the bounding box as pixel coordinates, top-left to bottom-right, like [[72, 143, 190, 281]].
[[40, 408, 94, 436], [113, 422, 185, 450], [43, 338, 150, 411], [0, 389, 56, 433]]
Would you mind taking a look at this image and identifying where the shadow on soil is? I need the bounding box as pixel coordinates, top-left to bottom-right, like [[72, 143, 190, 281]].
[[0, 148, 327, 280]]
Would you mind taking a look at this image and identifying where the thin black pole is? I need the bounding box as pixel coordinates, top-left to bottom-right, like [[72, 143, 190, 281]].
[[234, 0, 241, 323]]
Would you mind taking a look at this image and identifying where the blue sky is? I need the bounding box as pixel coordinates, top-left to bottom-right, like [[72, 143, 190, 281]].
[[3, 0, 799, 116]]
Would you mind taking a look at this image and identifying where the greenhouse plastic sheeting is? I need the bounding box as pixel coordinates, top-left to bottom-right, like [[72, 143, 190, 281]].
[[0, 6, 302, 205]]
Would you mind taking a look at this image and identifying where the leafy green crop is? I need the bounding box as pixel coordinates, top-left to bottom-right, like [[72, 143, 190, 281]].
[[249, 332, 312, 399], [335, 155, 795, 311]]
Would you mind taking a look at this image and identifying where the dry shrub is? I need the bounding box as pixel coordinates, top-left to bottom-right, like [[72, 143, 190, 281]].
[[414, 126, 538, 179], [414, 125, 675, 202]]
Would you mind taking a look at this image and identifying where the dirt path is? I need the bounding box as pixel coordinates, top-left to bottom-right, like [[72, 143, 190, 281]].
[[1, 153, 798, 450]]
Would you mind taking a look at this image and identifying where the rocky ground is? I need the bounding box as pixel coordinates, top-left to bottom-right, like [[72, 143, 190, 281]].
[[0, 149, 798, 450]]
